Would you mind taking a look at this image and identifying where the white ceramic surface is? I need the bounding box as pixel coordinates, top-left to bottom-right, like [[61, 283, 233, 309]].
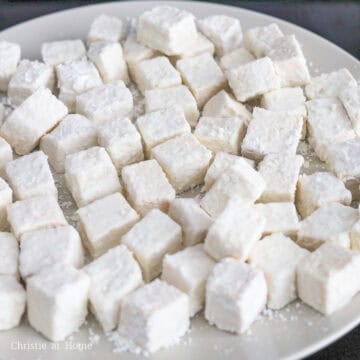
[[0, 2, 359, 360]]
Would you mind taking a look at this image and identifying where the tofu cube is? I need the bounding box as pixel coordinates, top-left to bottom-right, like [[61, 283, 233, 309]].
[[137, 6, 198, 56], [151, 134, 212, 193], [242, 107, 302, 161], [118, 279, 190, 352], [0, 179, 12, 231], [84, 244, 143, 331], [5, 151, 57, 200], [226, 57, 280, 102], [220, 47, 255, 71], [144, 85, 199, 127], [194, 116, 246, 154], [350, 220, 360, 251], [122, 209, 182, 281], [339, 85, 360, 136], [258, 153, 304, 203], [249, 233, 309, 309], [40, 114, 98, 173], [27, 264, 90, 341], [197, 15, 242, 56], [162, 244, 215, 316], [296, 172, 352, 218], [176, 53, 226, 108], [121, 160, 175, 216], [65, 146, 121, 207], [0, 276, 26, 330], [0, 41, 21, 92], [0, 232, 18, 277], [41, 40, 86, 66], [297, 243, 360, 314], [168, 198, 212, 246], [97, 118, 144, 173], [0, 88, 68, 155], [297, 203, 358, 251], [78, 192, 139, 258], [0, 137, 13, 175], [87, 14, 123, 44], [205, 258, 267, 334], [133, 56, 181, 94]]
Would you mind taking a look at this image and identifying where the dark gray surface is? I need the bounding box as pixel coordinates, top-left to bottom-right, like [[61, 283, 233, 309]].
[[0, 1, 359, 359]]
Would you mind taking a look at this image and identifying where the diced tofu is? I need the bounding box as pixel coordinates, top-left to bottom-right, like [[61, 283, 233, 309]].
[[226, 57, 280, 102], [97, 118, 144, 173], [306, 98, 355, 161], [0, 137, 13, 175], [220, 47, 255, 71], [19, 225, 84, 279], [297, 203, 358, 251], [168, 198, 212, 246], [350, 220, 360, 251], [0, 232, 18, 277], [258, 153, 303, 203], [41, 40, 86, 66], [249, 233, 309, 309], [0, 179, 12, 231], [84, 244, 143, 331], [121, 160, 175, 215], [133, 56, 181, 94], [87, 14, 123, 44], [78, 192, 139, 258], [137, 6, 198, 55], [194, 116, 246, 154], [305, 68, 357, 99], [176, 53, 226, 107], [297, 243, 360, 314], [88, 41, 129, 84], [242, 107, 302, 161], [243, 23, 284, 58], [40, 114, 97, 173], [0, 275, 26, 330], [262, 87, 306, 113], [254, 202, 299, 238], [8, 60, 55, 106], [151, 134, 212, 193], [118, 279, 190, 353], [122, 209, 182, 281], [76, 81, 133, 124], [65, 146, 121, 207], [7, 195, 67, 239], [5, 151, 57, 200], [136, 107, 190, 155], [296, 172, 352, 218], [197, 15, 242, 56], [162, 244, 215, 316], [339, 85, 360, 136], [27, 264, 90, 341], [0, 41, 21, 92], [0, 88, 68, 155], [205, 258, 267, 334], [201, 161, 265, 217]]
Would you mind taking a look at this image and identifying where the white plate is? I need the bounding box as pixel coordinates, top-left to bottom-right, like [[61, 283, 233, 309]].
[[1, 2, 360, 360]]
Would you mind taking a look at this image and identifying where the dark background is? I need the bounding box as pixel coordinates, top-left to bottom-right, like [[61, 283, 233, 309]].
[[0, 1, 360, 359]]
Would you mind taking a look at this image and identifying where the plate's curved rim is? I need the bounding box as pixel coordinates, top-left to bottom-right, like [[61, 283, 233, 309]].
[[0, 1, 360, 360]]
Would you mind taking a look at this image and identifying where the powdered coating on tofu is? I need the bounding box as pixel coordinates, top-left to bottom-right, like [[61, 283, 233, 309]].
[[0, 41, 21, 92], [339, 85, 360, 136], [220, 48, 255, 71], [0, 232, 18, 277], [87, 14, 123, 44], [0, 179, 12, 231], [0, 138, 13, 175], [41, 40, 86, 66]]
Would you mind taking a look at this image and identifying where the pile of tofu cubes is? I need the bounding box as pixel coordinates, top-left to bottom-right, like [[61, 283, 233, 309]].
[[0, 4, 360, 354]]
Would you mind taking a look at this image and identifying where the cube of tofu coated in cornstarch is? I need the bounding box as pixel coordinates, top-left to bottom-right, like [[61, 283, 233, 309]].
[[0, 41, 21, 92], [5, 151, 57, 200], [121, 160, 175, 216], [137, 6, 198, 56], [350, 218, 360, 251], [65, 146, 121, 208], [162, 244, 216, 316], [0, 88, 68, 155], [83, 244, 143, 332], [122, 209, 182, 281], [197, 15, 242, 56], [151, 134, 212, 193], [77, 192, 139, 258], [0, 179, 12, 231], [0, 232, 18, 277], [205, 258, 267, 334], [220, 47, 255, 71], [339, 85, 360, 136], [27, 263, 90, 341], [118, 279, 190, 353], [249, 233, 309, 310], [87, 14, 123, 44], [76, 81, 133, 124], [0, 137, 13, 175], [297, 243, 360, 315], [19, 225, 84, 279], [8, 60, 55, 106]]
